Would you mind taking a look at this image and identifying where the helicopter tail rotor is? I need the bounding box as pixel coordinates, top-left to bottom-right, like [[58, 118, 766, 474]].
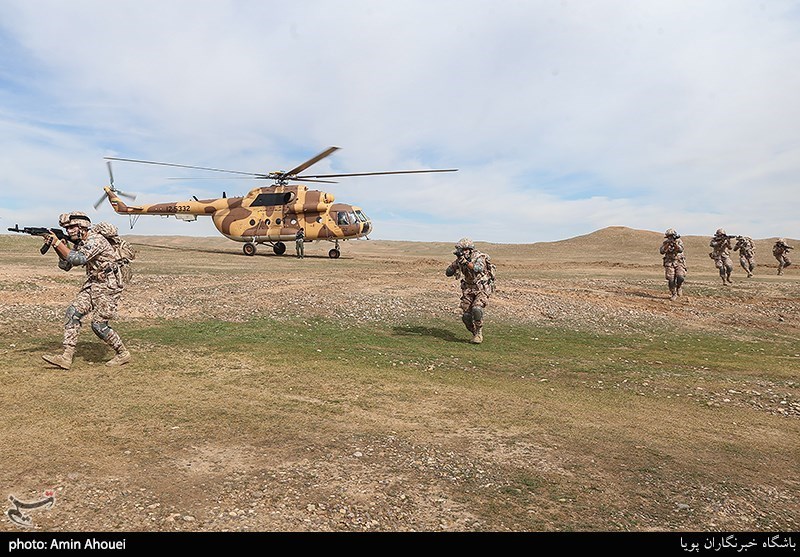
[[95, 161, 138, 209]]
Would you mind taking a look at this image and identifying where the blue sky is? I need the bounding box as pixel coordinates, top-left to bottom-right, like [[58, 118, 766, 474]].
[[1, 0, 798, 243]]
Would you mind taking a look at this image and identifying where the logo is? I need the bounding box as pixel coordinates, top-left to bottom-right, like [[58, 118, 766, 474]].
[[6, 491, 55, 528]]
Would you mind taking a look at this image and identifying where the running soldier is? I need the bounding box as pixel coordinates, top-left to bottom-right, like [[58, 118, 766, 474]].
[[709, 228, 735, 285], [445, 238, 495, 344], [41, 212, 131, 370], [773, 238, 794, 275], [733, 236, 756, 278], [660, 228, 686, 301]]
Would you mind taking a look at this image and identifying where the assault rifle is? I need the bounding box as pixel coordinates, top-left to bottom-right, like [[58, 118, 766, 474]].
[[8, 225, 70, 255], [453, 247, 472, 264]]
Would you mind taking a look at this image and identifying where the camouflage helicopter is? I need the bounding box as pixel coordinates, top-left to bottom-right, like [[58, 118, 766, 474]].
[[98, 147, 457, 258]]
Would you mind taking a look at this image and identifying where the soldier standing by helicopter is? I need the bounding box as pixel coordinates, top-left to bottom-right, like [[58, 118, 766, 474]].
[[40, 212, 131, 370], [445, 238, 495, 344], [295, 227, 305, 259]]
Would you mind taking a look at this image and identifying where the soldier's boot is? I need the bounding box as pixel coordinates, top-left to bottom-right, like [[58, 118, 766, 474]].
[[104, 331, 131, 367], [106, 349, 131, 367], [777, 266, 783, 276], [676, 285, 683, 297], [470, 326, 483, 344], [42, 346, 75, 370], [669, 288, 677, 301]]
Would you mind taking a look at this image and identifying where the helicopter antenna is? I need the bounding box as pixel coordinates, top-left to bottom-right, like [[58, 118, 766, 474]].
[[94, 161, 137, 209]]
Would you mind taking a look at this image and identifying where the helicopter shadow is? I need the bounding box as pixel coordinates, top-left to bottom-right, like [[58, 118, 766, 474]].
[[391, 325, 468, 343]]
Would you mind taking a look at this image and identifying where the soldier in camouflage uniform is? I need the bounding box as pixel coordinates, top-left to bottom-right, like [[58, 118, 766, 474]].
[[295, 227, 305, 259], [773, 238, 794, 275], [733, 236, 756, 278], [445, 238, 494, 344], [709, 228, 734, 285], [41, 212, 131, 370], [659, 228, 687, 301]]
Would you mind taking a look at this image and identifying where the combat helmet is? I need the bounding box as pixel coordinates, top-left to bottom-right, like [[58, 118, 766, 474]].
[[778, 238, 786, 244], [59, 211, 91, 229], [455, 237, 475, 250], [665, 228, 677, 237], [715, 228, 726, 236]]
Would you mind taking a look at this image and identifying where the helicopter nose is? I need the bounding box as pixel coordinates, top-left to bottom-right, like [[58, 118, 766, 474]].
[[361, 221, 371, 235]]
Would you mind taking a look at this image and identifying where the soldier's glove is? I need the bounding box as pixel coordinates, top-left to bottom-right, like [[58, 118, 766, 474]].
[[41, 230, 61, 246]]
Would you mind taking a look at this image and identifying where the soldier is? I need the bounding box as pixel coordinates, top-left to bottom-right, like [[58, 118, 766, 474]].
[[295, 227, 305, 259], [733, 236, 756, 278], [773, 238, 794, 275], [709, 228, 734, 285], [659, 228, 687, 301], [445, 238, 495, 344], [41, 212, 131, 370]]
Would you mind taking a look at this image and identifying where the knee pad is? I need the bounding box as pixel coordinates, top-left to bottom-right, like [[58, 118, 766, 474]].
[[64, 306, 84, 327], [462, 313, 473, 325], [91, 321, 112, 340], [471, 306, 484, 322]]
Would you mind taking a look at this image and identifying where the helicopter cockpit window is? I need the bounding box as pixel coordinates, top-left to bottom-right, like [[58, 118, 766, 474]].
[[354, 210, 368, 222], [348, 212, 357, 224], [337, 212, 351, 226]]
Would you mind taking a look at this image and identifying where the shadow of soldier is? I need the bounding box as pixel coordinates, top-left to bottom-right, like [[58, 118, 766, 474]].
[[77, 342, 114, 364], [391, 325, 469, 343]]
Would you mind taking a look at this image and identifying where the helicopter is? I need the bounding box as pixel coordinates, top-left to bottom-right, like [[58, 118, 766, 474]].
[[97, 146, 457, 258]]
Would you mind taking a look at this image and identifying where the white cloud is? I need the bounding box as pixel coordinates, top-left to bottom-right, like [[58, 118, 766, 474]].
[[0, 0, 798, 244]]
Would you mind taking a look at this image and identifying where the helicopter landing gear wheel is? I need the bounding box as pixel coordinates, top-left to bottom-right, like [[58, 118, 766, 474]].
[[328, 248, 341, 259], [273, 242, 286, 255], [243, 243, 257, 256]]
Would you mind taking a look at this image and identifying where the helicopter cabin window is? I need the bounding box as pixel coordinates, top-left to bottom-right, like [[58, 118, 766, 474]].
[[252, 192, 293, 207]]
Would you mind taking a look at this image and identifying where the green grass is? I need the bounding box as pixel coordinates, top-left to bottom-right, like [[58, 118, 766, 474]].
[[2, 314, 797, 531]]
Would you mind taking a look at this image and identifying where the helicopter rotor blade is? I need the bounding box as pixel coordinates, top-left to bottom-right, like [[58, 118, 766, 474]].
[[106, 161, 115, 187], [117, 190, 137, 201], [93, 194, 107, 210], [104, 156, 270, 178], [298, 168, 458, 179], [280, 146, 341, 179]]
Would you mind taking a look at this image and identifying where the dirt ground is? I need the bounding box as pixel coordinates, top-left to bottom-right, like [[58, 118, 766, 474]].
[[0, 227, 797, 533]]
